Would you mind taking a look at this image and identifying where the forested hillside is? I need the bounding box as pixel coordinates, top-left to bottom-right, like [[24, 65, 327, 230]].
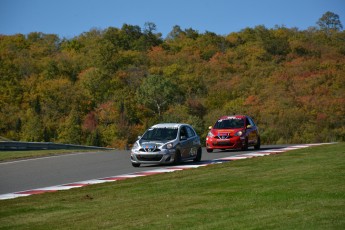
[[1, 13, 344, 148]]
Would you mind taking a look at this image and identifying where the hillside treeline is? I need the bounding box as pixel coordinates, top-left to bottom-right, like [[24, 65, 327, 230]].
[[1, 15, 345, 148]]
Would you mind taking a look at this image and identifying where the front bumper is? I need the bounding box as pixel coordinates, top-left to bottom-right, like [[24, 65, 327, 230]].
[[206, 136, 245, 150], [131, 149, 176, 165]]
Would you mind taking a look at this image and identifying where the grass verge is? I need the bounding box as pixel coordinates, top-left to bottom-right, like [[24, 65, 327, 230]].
[[0, 143, 344, 229]]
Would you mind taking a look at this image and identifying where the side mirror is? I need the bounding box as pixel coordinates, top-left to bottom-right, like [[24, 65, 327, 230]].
[[137, 136, 142, 140], [208, 126, 212, 130], [246, 125, 252, 129]]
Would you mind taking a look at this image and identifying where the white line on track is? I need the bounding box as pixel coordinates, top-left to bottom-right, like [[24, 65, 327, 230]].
[[0, 151, 100, 165]]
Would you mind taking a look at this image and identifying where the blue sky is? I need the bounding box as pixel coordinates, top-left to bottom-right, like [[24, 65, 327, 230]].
[[1, 0, 344, 39]]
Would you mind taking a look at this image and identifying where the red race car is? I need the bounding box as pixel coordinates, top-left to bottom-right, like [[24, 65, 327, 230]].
[[206, 115, 260, 152]]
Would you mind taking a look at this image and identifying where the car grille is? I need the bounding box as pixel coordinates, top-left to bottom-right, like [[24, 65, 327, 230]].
[[136, 154, 163, 161], [139, 148, 161, 152], [215, 133, 231, 139]]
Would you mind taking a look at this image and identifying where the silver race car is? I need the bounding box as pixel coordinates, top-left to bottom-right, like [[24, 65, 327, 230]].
[[130, 123, 202, 167]]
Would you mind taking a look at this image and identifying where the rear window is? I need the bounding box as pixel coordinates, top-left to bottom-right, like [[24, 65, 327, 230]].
[[213, 117, 245, 129]]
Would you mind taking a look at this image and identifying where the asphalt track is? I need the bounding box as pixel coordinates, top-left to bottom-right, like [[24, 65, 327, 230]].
[[0, 145, 287, 196]]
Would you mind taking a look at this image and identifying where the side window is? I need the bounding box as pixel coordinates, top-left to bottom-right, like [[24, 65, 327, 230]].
[[186, 126, 196, 138], [248, 117, 256, 127], [180, 127, 188, 140], [246, 118, 250, 127]]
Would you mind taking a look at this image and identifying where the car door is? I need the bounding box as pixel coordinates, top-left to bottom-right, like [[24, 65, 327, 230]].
[[246, 117, 258, 144], [179, 126, 193, 159], [186, 126, 198, 158]]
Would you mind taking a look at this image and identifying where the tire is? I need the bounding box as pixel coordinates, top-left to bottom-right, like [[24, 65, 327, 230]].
[[193, 148, 202, 162], [132, 162, 140, 167], [241, 138, 248, 151], [174, 150, 181, 165], [206, 148, 213, 153], [254, 136, 261, 150]]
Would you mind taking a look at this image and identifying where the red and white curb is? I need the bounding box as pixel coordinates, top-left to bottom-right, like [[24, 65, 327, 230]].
[[0, 143, 334, 200]]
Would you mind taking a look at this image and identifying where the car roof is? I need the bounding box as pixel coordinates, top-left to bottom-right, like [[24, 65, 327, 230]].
[[151, 123, 189, 129], [219, 115, 246, 119]]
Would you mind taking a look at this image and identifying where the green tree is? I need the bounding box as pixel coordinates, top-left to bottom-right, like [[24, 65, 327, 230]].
[[77, 68, 111, 106], [57, 109, 82, 144], [166, 25, 184, 40], [142, 22, 163, 49], [137, 75, 180, 118], [21, 109, 43, 142], [317, 11, 343, 34]]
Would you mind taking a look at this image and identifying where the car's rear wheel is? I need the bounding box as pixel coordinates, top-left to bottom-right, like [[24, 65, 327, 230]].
[[174, 150, 181, 165], [193, 148, 202, 162], [254, 136, 261, 150], [132, 162, 140, 167]]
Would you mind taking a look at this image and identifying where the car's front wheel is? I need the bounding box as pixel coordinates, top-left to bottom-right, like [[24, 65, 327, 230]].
[[132, 162, 140, 167], [241, 138, 248, 151], [173, 150, 181, 165], [206, 148, 213, 153]]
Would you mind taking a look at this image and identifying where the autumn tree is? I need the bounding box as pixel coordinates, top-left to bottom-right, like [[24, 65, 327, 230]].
[[1, 20, 344, 146]]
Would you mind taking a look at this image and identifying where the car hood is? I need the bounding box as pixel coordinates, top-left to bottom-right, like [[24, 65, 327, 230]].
[[139, 140, 168, 147], [211, 128, 243, 136]]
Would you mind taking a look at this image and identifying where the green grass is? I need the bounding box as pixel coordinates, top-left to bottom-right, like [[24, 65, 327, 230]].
[[0, 143, 344, 229], [0, 149, 107, 162]]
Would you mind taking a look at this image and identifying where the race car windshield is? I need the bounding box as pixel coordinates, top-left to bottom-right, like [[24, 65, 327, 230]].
[[141, 128, 178, 141], [214, 118, 245, 129]]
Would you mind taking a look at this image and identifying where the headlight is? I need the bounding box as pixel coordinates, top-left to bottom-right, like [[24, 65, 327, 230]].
[[166, 143, 173, 149], [207, 131, 214, 137], [235, 130, 244, 136], [132, 142, 140, 149]]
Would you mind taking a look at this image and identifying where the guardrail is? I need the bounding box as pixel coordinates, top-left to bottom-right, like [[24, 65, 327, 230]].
[[0, 141, 113, 151]]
